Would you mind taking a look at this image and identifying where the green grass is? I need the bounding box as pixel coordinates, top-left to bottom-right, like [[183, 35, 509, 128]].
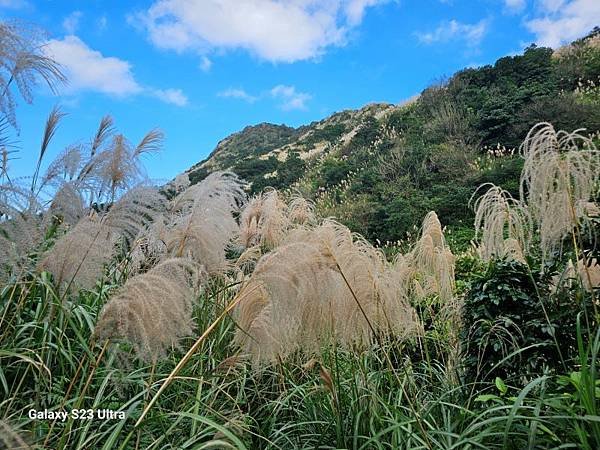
[[1, 269, 598, 449]]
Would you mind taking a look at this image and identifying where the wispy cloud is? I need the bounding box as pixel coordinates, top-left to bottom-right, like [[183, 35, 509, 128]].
[[44, 35, 187, 106], [151, 88, 188, 106], [199, 55, 212, 72], [129, 0, 388, 64], [97, 15, 108, 32], [504, 0, 526, 13], [218, 88, 257, 103], [416, 19, 489, 47], [62, 11, 82, 34], [217, 85, 312, 110], [270, 85, 312, 111]]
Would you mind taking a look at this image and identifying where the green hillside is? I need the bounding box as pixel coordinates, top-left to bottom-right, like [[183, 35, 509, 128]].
[[188, 30, 600, 248]]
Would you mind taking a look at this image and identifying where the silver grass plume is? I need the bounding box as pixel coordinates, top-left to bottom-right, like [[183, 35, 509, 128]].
[[395, 212, 456, 303], [48, 181, 85, 226], [91, 129, 163, 201], [233, 220, 418, 365], [578, 258, 600, 292], [552, 259, 600, 293], [239, 189, 289, 249], [519, 123, 600, 261], [37, 213, 117, 292], [239, 189, 315, 250], [128, 217, 168, 275], [94, 258, 202, 362], [0, 185, 44, 282], [470, 184, 532, 263], [105, 185, 168, 245], [0, 20, 66, 129], [170, 171, 246, 214], [288, 194, 316, 225], [39, 185, 167, 292], [166, 171, 246, 273]]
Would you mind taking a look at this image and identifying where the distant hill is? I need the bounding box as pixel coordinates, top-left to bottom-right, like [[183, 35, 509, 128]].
[[185, 29, 600, 248]]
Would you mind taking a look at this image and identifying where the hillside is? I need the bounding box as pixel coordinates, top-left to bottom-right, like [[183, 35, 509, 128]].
[[186, 30, 600, 247]]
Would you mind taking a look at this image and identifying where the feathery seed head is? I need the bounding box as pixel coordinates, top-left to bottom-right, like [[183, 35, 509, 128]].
[[94, 258, 202, 362]]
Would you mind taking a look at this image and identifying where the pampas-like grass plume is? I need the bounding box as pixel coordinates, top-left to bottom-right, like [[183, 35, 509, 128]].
[[166, 171, 246, 273], [399, 211, 456, 303], [233, 220, 418, 364], [552, 259, 600, 293], [39, 185, 167, 292], [470, 183, 532, 263], [94, 258, 202, 362], [0, 187, 44, 282], [239, 189, 315, 250], [239, 189, 289, 249], [578, 258, 600, 292], [37, 214, 117, 292], [519, 122, 599, 260]]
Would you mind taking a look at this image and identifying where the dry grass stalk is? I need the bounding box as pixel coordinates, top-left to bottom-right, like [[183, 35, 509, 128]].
[[233, 220, 418, 364], [94, 258, 202, 362]]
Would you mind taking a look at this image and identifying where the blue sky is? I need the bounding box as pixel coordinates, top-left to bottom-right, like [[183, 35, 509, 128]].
[[2, 0, 599, 182]]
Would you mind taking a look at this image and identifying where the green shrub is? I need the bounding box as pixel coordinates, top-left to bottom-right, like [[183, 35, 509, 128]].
[[461, 259, 594, 385]]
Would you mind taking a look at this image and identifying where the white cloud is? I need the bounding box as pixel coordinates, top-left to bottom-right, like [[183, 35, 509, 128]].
[[199, 55, 212, 72], [270, 84, 311, 110], [151, 88, 188, 106], [218, 88, 257, 103], [44, 35, 141, 96], [43, 35, 187, 106], [344, 0, 383, 25], [526, 0, 599, 47], [504, 0, 526, 12], [416, 19, 488, 46], [62, 11, 83, 34], [131, 0, 387, 63]]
